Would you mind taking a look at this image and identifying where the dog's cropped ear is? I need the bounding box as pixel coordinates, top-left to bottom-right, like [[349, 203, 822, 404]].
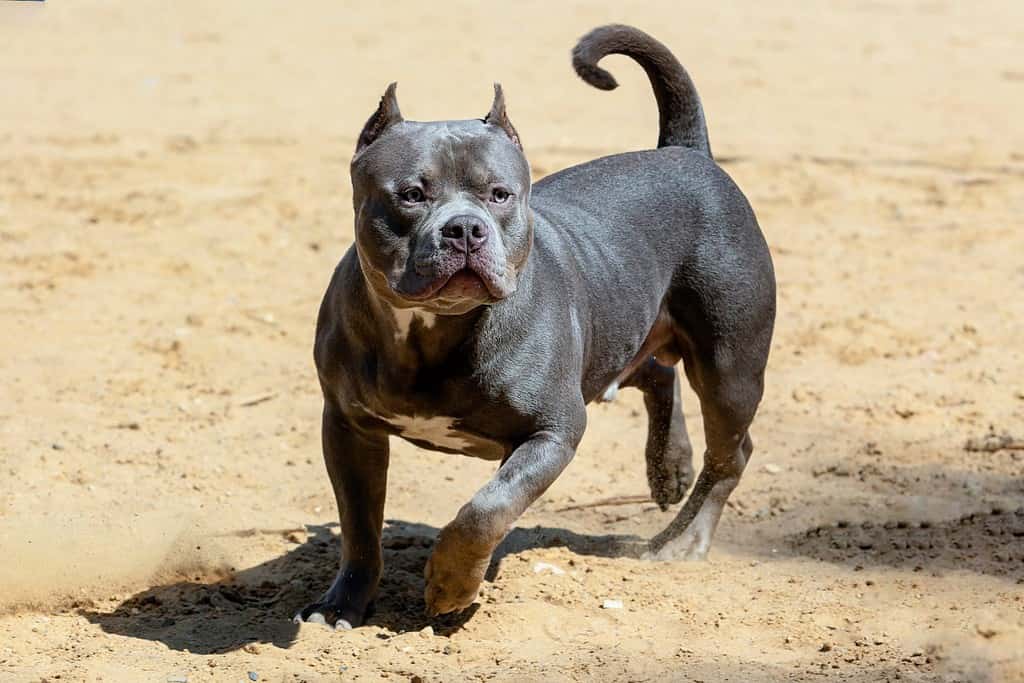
[[356, 82, 403, 154], [483, 83, 522, 149]]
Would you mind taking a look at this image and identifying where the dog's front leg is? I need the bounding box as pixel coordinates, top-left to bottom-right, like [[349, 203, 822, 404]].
[[424, 425, 582, 616], [295, 402, 389, 629]]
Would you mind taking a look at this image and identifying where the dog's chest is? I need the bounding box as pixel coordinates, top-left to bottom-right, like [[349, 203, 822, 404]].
[[389, 415, 472, 450], [364, 408, 507, 460]]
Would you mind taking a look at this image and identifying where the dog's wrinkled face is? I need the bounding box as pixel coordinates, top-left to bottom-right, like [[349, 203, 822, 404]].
[[350, 84, 533, 316]]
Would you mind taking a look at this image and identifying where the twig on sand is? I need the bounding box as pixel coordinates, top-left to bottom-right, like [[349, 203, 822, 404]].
[[557, 494, 653, 512], [238, 392, 277, 407], [964, 430, 1024, 453]]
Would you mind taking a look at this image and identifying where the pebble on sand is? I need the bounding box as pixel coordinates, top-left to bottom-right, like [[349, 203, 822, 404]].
[[533, 561, 566, 575], [601, 599, 624, 610]]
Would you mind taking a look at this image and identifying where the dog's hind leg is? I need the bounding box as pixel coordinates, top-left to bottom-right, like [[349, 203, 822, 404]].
[[623, 357, 694, 510], [646, 268, 773, 561], [645, 367, 758, 561]]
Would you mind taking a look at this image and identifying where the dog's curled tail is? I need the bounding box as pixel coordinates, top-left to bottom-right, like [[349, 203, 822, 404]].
[[572, 24, 711, 157]]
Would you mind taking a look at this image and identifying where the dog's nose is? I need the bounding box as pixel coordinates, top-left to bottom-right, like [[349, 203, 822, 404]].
[[440, 215, 489, 253]]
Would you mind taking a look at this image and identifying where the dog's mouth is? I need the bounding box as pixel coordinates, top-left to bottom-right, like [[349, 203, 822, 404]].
[[395, 258, 509, 305], [437, 268, 489, 298]]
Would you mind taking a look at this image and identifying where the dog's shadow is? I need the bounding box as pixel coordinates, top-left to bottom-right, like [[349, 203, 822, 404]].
[[82, 520, 643, 654]]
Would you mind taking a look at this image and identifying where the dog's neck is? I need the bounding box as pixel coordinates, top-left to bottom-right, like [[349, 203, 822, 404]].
[[355, 267, 486, 368], [383, 302, 480, 347]]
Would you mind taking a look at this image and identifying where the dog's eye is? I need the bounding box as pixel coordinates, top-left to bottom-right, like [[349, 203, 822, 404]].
[[399, 187, 425, 203], [490, 188, 511, 204]]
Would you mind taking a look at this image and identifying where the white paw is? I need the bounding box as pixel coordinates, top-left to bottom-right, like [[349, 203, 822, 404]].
[[645, 531, 709, 562], [294, 611, 351, 630]]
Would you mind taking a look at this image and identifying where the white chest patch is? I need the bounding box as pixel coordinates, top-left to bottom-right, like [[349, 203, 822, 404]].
[[387, 415, 474, 451], [391, 308, 437, 342]]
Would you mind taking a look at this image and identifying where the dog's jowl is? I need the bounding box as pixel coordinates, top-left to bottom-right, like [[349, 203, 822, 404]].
[[296, 24, 776, 629]]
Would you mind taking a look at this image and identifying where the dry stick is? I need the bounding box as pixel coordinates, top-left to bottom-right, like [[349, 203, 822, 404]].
[[965, 437, 1024, 453], [964, 430, 1024, 452], [238, 392, 277, 407], [556, 494, 654, 512]]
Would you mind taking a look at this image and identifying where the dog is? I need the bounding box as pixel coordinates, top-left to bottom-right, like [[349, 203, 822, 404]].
[[295, 24, 775, 629]]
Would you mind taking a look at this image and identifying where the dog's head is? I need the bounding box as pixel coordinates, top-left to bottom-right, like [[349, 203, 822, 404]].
[[349, 84, 532, 315]]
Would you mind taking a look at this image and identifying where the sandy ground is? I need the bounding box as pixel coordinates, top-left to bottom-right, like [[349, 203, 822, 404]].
[[2, 1, 1023, 681]]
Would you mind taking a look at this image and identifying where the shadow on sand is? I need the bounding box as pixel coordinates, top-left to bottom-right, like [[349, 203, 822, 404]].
[[83, 520, 644, 654], [783, 504, 1024, 580]]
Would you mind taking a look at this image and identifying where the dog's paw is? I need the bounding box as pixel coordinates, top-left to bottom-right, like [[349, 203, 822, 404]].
[[643, 525, 709, 562], [293, 573, 377, 631], [293, 596, 369, 630], [293, 605, 353, 631], [647, 445, 694, 510], [294, 604, 352, 630], [423, 529, 490, 617]]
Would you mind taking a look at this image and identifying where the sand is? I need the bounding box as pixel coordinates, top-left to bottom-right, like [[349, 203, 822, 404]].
[[1, 1, 1022, 681]]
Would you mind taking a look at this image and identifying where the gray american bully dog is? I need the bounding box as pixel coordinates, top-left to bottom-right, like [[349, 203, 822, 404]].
[[297, 24, 775, 628]]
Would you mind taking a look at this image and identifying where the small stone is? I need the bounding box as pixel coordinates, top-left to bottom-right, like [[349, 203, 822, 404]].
[[976, 624, 998, 639], [601, 599, 624, 610], [167, 676, 187, 683], [819, 643, 832, 653], [418, 625, 434, 638], [533, 562, 566, 575], [248, 673, 258, 682], [762, 463, 782, 475]]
